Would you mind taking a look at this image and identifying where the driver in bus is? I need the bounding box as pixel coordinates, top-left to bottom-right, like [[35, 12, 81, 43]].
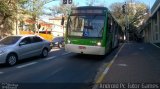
[[83, 21, 91, 37]]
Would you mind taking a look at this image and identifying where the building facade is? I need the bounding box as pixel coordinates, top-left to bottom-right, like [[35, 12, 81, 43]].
[[49, 16, 67, 37], [143, 0, 160, 43]]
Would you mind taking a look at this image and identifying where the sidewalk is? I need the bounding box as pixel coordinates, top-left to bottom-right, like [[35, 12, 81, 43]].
[[154, 43, 160, 47], [94, 43, 160, 89]]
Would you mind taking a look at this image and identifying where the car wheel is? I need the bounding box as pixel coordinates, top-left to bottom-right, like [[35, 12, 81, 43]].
[[6, 54, 17, 66], [58, 43, 63, 48], [41, 48, 48, 58]]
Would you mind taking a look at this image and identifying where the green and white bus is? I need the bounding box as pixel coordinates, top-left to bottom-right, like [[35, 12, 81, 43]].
[[65, 6, 123, 55]]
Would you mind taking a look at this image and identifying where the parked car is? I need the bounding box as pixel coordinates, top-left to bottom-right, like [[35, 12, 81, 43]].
[[51, 37, 64, 48], [0, 35, 51, 66]]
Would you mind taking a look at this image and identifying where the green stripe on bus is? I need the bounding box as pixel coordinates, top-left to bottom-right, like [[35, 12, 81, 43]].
[[67, 37, 103, 46]]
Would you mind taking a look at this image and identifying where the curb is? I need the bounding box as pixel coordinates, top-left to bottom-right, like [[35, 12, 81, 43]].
[[151, 43, 160, 49], [92, 44, 125, 89]]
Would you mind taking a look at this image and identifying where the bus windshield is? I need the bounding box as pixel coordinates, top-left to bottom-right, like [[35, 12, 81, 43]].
[[67, 15, 105, 38]]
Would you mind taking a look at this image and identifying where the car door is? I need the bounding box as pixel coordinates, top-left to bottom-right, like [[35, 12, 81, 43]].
[[30, 36, 44, 56], [17, 37, 33, 60]]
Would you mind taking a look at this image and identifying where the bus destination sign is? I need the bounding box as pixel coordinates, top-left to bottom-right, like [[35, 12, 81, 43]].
[[71, 9, 105, 14]]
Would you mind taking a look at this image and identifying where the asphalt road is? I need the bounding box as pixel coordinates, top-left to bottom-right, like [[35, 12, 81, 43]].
[[94, 43, 160, 89], [1, 43, 160, 89], [0, 46, 120, 89], [103, 43, 160, 82]]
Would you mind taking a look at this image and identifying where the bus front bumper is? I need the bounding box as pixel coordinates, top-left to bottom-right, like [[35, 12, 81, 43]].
[[65, 44, 105, 55]]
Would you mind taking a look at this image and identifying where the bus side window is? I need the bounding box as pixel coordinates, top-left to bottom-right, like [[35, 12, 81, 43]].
[[108, 17, 112, 33], [108, 24, 112, 33]]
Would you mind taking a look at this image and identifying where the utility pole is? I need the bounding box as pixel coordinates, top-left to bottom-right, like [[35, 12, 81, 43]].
[[61, 0, 72, 37], [122, 2, 129, 42], [16, 0, 19, 35]]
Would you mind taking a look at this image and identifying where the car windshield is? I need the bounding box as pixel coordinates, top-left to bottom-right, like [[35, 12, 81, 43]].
[[67, 15, 105, 38], [0, 36, 21, 45]]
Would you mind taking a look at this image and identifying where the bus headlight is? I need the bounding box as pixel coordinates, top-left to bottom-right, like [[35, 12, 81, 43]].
[[97, 42, 101, 46], [67, 40, 71, 44]]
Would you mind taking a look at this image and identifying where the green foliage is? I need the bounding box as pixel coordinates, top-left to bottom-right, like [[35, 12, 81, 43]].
[[109, 1, 149, 30], [0, 1, 9, 15], [20, 0, 52, 31], [50, 1, 78, 16], [22, 0, 53, 18], [0, 0, 28, 37], [86, 0, 97, 6]]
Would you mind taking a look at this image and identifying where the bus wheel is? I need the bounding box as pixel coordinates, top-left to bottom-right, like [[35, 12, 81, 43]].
[[58, 44, 63, 48]]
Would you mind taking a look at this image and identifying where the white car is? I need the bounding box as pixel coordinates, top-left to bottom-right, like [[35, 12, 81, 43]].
[[0, 35, 51, 66]]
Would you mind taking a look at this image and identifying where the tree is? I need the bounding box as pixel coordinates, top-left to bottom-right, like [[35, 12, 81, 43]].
[[109, 0, 149, 40], [0, 0, 27, 37], [49, 1, 77, 16], [109, 2, 125, 26], [86, 0, 97, 6], [21, 0, 55, 32], [109, 1, 149, 29]]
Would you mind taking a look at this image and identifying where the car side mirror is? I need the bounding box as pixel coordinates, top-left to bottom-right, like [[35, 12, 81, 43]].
[[19, 42, 26, 46]]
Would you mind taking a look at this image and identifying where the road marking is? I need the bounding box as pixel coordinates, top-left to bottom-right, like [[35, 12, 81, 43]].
[[139, 47, 144, 50], [0, 72, 4, 74], [152, 43, 160, 49], [61, 52, 71, 56], [45, 56, 56, 60], [45, 52, 71, 61], [16, 62, 38, 69], [117, 64, 128, 67], [92, 44, 125, 89], [95, 43, 125, 84], [47, 67, 63, 77]]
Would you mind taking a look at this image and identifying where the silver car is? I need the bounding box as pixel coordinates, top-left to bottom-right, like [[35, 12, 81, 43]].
[[0, 35, 51, 66]]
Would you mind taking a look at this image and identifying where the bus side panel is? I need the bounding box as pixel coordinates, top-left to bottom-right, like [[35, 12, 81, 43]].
[[105, 13, 113, 53], [102, 13, 108, 54], [112, 22, 119, 48]]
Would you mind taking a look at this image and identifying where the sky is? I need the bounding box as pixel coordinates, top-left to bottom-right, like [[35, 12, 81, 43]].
[[45, 0, 156, 8], [42, 0, 156, 22]]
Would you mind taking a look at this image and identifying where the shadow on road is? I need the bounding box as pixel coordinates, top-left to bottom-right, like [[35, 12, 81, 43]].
[[67, 48, 118, 64], [0, 56, 41, 69], [72, 54, 109, 61]]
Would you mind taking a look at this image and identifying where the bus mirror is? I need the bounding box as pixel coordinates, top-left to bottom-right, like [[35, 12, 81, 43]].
[[61, 17, 64, 26]]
